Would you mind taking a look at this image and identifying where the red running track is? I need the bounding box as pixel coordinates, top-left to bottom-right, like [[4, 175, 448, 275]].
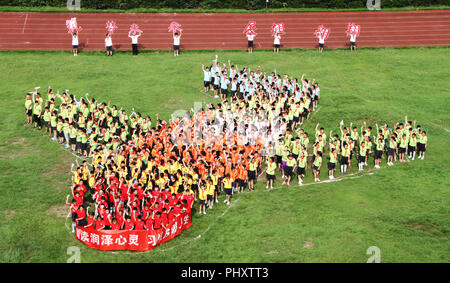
[[0, 10, 449, 50]]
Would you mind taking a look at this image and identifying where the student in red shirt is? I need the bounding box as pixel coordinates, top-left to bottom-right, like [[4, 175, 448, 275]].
[[76, 206, 87, 227], [134, 215, 146, 230], [95, 216, 105, 231], [161, 208, 169, 227], [153, 211, 163, 231], [124, 216, 134, 231], [110, 218, 121, 230], [66, 195, 78, 233], [145, 216, 154, 230], [173, 202, 182, 217], [115, 209, 124, 228], [85, 211, 95, 228]]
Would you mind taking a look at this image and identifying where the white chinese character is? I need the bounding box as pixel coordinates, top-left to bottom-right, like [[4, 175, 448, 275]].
[[101, 235, 113, 246], [171, 222, 178, 235], [183, 215, 189, 225], [76, 228, 82, 238], [115, 235, 127, 246], [129, 234, 139, 246], [90, 233, 100, 245], [147, 235, 157, 246], [163, 227, 171, 239], [80, 231, 89, 242]]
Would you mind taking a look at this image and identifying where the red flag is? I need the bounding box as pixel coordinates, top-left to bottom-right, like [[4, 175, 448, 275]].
[[346, 23, 360, 37], [271, 23, 286, 36], [66, 17, 82, 34], [168, 21, 183, 33], [106, 20, 118, 35], [129, 24, 143, 36], [314, 25, 330, 40], [243, 21, 257, 35]]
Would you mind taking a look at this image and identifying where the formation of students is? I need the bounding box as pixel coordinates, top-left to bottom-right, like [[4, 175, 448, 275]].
[[24, 60, 428, 233]]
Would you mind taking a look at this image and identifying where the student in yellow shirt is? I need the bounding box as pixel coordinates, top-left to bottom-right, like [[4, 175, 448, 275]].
[[297, 152, 307, 185], [198, 184, 207, 215], [313, 151, 322, 182], [265, 157, 277, 189], [206, 177, 215, 209], [223, 174, 233, 205]]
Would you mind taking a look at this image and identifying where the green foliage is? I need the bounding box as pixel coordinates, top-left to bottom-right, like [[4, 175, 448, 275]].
[[0, 0, 449, 9]]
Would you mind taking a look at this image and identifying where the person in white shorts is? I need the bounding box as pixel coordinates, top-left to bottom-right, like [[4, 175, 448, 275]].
[[173, 31, 182, 56], [105, 33, 113, 56], [71, 31, 79, 56], [273, 34, 281, 53]]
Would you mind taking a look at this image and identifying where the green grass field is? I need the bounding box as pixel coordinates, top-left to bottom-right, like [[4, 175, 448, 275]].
[[0, 47, 449, 263]]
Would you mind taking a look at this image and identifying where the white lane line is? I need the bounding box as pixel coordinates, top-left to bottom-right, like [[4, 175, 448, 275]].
[[22, 13, 28, 34], [106, 198, 241, 254]]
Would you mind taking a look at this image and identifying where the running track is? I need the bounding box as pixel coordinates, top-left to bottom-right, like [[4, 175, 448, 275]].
[[0, 10, 449, 50]]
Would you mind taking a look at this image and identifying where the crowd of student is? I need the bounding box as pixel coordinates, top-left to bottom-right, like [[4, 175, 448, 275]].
[[24, 60, 428, 233]]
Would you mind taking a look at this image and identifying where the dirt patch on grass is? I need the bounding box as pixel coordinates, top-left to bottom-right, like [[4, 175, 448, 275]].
[[46, 204, 69, 218], [266, 250, 279, 254], [10, 137, 26, 146], [3, 210, 22, 221], [302, 238, 314, 249], [404, 222, 443, 239]]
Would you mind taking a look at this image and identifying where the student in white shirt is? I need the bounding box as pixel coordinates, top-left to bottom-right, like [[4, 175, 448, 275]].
[[273, 34, 281, 53], [128, 31, 141, 56], [173, 31, 182, 56], [318, 34, 325, 53], [350, 33, 357, 52], [105, 33, 113, 56], [246, 33, 256, 53], [71, 31, 79, 56]]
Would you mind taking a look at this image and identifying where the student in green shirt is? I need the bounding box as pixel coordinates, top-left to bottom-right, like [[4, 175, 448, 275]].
[[25, 93, 33, 125], [417, 129, 428, 160], [340, 142, 351, 174], [408, 133, 417, 160], [297, 152, 307, 185], [387, 135, 397, 166], [32, 100, 42, 130], [328, 148, 337, 180], [374, 137, 384, 169], [43, 106, 51, 136], [358, 140, 367, 171], [313, 152, 322, 182], [266, 157, 277, 189], [399, 134, 408, 163], [283, 154, 296, 186], [50, 111, 58, 141]]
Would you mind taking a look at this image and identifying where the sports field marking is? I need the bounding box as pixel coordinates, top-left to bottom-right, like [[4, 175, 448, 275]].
[[104, 198, 241, 254], [22, 13, 28, 34]]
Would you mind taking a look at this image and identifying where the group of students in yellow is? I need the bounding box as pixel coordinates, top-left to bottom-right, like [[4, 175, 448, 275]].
[[24, 61, 428, 222], [263, 117, 428, 188]]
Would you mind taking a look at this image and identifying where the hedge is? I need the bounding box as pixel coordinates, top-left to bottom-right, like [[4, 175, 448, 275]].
[[0, 0, 448, 10]]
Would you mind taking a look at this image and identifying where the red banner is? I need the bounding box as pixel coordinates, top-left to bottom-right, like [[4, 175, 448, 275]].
[[75, 210, 192, 251]]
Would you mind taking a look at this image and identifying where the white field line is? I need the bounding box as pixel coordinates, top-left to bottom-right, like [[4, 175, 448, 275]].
[[104, 198, 241, 254], [22, 13, 28, 34]]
